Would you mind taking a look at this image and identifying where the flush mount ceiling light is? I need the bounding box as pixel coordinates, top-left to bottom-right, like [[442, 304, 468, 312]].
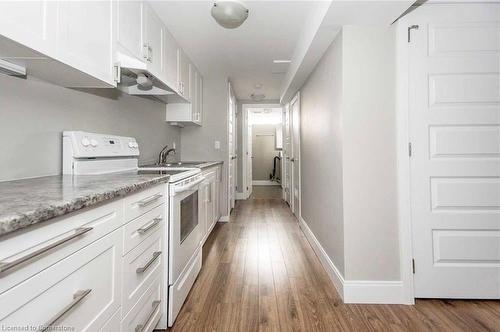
[[250, 93, 265, 102], [211, 1, 249, 29]]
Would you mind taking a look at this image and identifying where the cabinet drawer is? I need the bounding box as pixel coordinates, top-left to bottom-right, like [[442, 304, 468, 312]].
[[101, 308, 121, 332], [0, 200, 122, 294], [123, 204, 164, 255], [122, 230, 163, 316], [123, 185, 165, 222], [0, 229, 122, 331], [121, 275, 162, 332]]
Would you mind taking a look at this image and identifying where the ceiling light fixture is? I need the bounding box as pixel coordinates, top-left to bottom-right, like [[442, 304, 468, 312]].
[[250, 93, 265, 102], [254, 83, 262, 89], [211, 1, 249, 29]]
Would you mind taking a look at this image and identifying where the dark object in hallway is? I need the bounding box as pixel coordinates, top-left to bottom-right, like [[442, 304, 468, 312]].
[[165, 198, 500, 331], [269, 155, 281, 183]]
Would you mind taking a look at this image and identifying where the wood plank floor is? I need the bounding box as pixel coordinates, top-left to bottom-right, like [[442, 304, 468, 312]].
[[165, 194, 500, 332]]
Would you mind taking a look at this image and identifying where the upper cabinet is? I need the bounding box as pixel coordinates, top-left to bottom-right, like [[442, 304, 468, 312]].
[[177, 48, 191, 100], [116, 1, 144, 62], [0, 0, 203, 125], [0, 1, 115, 87]]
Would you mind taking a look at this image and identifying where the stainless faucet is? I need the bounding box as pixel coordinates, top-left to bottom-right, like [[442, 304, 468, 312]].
[[158, 144, 176, 165]]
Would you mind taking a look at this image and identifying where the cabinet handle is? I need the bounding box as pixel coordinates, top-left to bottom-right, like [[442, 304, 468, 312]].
[[137, 217, 162, 234], [137, 194, 163, 207], [0, 227, 93, 276], [135, 300, 161, 332], [143, 44, 149, 60], [41, 289, 92, 332], [136, 251, 162, 274], [148, 45, 152, 62]]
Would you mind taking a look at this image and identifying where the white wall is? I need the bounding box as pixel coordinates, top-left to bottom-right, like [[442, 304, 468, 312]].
[[299, 26, 400, 282], [301, 33, 345, 276], [0, 75, 181, 182], [342, 26, 399, 280], [180, 73, 229, 215]]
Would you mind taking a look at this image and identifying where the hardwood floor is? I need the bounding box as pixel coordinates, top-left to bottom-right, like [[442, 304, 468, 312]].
[[250, 185, 282, 200], [166, 195, 500, 331]]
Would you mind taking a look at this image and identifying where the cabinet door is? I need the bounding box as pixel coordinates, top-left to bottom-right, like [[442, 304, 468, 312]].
[[0, 1, 57, 56], [192, 68, 199, 121], [116, 0, 145, 62], [197, 75, 203, 125], [56, 0, 115, 85], [144, 3, 164, 78], [199, 182, 208, 241], [163, 28, 179, 89], [177, 48, 190, 98]]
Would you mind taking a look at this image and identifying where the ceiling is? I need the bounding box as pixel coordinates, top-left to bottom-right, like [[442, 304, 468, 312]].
[[150, 1, 316, 101]]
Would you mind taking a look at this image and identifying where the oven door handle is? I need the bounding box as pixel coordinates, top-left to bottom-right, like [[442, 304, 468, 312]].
[[173, 176, 206, 194]]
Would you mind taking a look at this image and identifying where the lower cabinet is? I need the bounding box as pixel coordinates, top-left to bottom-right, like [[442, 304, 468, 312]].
[[0, 184, 167, 332], [200, 166, 221, 245]]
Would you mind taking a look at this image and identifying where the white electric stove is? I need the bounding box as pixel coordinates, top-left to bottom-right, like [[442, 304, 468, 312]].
[[62, 131, 204, 329]]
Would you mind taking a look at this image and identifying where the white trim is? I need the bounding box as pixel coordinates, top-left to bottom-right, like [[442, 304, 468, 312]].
[[299, 216, 408, 304], [235, 192, 248, 200], [395, 16, 416, 305], [290, 92, 301, 218], [252, 180, 280, 186], [218, 215, 230, 223], [298, 216, 344, 299], [242, 103, 282, 200]]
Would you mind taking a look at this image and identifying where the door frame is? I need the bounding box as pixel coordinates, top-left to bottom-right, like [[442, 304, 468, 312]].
[[241, 103, 283, 200], [227, 81, 237, 216], [290, 92, 301, 219]]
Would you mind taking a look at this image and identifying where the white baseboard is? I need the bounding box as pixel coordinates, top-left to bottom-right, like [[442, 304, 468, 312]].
[[298, 216, 345, 299], [218, 215, 229, 223], [299, 216, 408, 304], [252, 180, 280, 186], [235, 192, 248, 200]]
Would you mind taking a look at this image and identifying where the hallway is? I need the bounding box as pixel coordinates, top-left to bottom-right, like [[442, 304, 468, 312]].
[[169, 195, 500, 331]]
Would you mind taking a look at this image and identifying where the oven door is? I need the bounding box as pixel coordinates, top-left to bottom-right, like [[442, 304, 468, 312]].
[[169, 180, 202, 284]]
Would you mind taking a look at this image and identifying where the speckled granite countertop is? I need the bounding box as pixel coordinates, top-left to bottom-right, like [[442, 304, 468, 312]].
[[194, 161, 223, 169], [0, 172, 169, 237]]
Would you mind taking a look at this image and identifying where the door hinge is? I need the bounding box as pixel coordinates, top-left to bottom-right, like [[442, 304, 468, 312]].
[[408, 24, 419, 43], [412, 259, 416, 274], [408, 142, 412, 157]]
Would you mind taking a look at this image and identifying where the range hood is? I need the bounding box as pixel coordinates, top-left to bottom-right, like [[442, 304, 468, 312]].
[[116, 52, 175, 96]]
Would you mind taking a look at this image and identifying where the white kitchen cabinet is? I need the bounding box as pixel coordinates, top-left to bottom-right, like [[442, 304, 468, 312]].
[[56, 0, 115, 86], [0, 1, 115, 87], [165, 66, 203, 126], [143, 3, 164, 79], [177, 48, 191, 99], [116, 0, 144, 63], [163, 28, 179, 91], [0, 1, 57, 56], [200, 168, 218, 244]]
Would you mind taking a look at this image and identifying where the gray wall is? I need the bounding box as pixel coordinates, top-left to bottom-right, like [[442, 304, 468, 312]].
[[301, 32, 345, 276], [0, 75, 181, 182], [251, 124, 280, 181], [341, 26, 399, 280], [180, 73, 229, 215], [299, 26, 400, 281]]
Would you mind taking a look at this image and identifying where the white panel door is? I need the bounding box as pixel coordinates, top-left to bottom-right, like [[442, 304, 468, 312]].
[[247, 121, 253, 197], [408, 3, 500, 299], [290, 93, 301, 218], [228, 86, 236, 211]]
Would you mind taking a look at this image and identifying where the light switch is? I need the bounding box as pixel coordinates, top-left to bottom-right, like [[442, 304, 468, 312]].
[[214, 141, 220, 150]]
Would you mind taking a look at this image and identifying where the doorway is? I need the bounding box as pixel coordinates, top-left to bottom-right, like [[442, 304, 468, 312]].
[[242, 104, 283, 200]]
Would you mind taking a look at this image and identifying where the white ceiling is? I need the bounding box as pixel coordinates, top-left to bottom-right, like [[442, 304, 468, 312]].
[[150, 1, 316, 101]]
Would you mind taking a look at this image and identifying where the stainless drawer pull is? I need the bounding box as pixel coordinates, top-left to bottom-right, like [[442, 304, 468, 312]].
[[137, 217, 162, 235], [136, 251, 162, 274], [0, 227, 93, 276], [135, 300, 161, 332], [41, 289, 92, 332], [137, 194, 163, 207]]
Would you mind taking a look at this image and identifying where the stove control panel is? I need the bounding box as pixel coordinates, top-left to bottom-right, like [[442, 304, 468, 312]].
[[63, 131, 140, 159]]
